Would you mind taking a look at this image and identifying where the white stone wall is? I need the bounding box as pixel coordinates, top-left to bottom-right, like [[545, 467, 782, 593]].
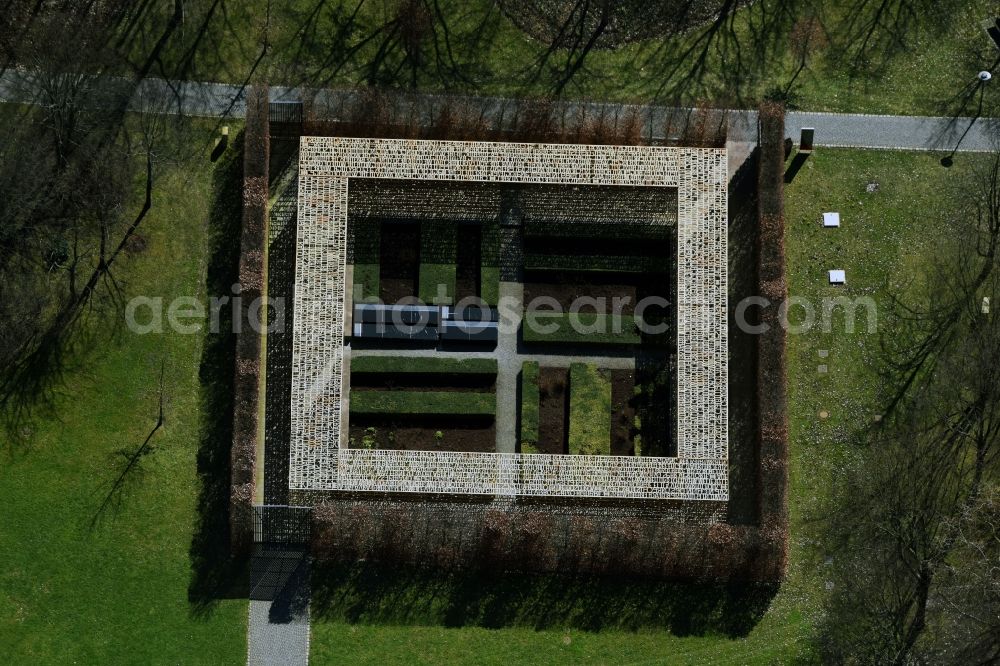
[[291, 137, 728, 500]]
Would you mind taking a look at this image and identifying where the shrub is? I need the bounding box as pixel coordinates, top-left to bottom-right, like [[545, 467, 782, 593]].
[[350, 356, 497, 375], [419, 219, 457, 303], [755, 100, 790, 577], [522, 312, 642, 345], [520, 361, 540, 450], [568, 363, 611, 455], [418, 262, 456, 304], [480, 265, 501, 305], [230, 83, 269, 555], [349, 390, 495, 416], [352, 263, 380, 302]]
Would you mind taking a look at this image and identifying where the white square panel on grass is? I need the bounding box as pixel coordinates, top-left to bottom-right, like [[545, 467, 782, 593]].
[[823, 212, 840, 227], [829, 269, 846, 284]]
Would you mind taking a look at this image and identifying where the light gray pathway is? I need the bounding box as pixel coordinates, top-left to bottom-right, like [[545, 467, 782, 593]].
[[494, 282, 522, 453], [2, 69, 997, 152], [247, 548, 311, 666]]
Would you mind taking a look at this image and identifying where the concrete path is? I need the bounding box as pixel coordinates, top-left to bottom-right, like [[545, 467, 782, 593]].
[[247, 548, 311, 666], [2, 69, 997, 152], [494, 282, 522, 453]]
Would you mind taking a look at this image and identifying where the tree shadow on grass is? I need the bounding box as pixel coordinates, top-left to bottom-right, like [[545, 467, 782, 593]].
[[188, 133, 249, 616], [312, 561, 777, 637]]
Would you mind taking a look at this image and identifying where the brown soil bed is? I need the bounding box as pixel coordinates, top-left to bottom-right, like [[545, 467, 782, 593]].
[[523, 273, 670, 316], [634, 357, 676, 456], [536, 367, 569, 454], [349, 416, 495, 453], [379, 222, 419, 303], [349, 374, 495, 392], [610, 370, 638, 456], [455, 224, 481, 303]]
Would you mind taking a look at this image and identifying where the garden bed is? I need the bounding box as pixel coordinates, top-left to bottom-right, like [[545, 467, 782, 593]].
[[535, 366, 569, 454], [348, 417, 495, 453], [568, 363, 612, 455], [523, 272, 670, 316], [519, 361, 540, 453], [610, 370, 638, 456], [379, 222, 419, 303], [522, 312, 641, 345], [350, 356, 497, 375], [349, 390, 495, 416], [455, 224, 481, 303]]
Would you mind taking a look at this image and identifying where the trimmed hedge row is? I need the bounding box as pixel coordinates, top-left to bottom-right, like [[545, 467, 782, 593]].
[[230, 84, 269, 555], [350, 390, 496, 416], [481, 218, 501, 305], [568, 363, 612, 455], [523, 252, 668, 274], [352, 263, 380, 302], [480, 265, 501, 305], [524, 220, 673, 240], [755, 100, 790, 580], [418, 262, 457, 304], [520, 361, 540, 452], [522, 312, 642, 345], [350, 356, 497, 375]]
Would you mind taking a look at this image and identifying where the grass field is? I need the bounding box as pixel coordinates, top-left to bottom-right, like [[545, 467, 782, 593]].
[[308, 148, 980, 664], [197, 0, 993, 116], [0, 120, 247, 663]]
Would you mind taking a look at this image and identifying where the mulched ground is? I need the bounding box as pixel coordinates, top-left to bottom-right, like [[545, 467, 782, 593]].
[[379, 222, 419, 304], [455, 224, 481, 303], [348, 417, 495, 453], [610, 369, 638, 455], [536, 366, 569, 454]]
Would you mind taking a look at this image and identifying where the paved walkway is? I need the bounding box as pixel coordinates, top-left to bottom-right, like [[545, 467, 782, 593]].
[[1, 69, 996, 152], [247, 547, 311, 666], [494, 282, 522, 453]]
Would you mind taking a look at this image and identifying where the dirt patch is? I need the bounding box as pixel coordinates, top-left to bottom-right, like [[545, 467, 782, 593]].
[[380, 222, 419, 303], [523, 273, 670, 316], [610, 370, 637, 456], [124, 233, 148, 255], [536, 367, 568, 454], [634, 357, 675, 456], [455, 224, 481, 302], [349, 416, 495, 453]]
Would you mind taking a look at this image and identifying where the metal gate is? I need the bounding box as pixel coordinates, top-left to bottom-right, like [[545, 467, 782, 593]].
[[252, 504, 312, 544]]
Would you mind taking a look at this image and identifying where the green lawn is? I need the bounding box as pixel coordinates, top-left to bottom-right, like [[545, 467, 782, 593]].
[[0, 121, 247, 662], [522, 312, 641, 345], [567, 363, 611, 456], [519, 361, 540, 453], [310, 148, 978, 664]]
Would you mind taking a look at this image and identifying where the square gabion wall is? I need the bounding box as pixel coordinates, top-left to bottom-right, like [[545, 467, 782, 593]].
[[290, 138, 728, 501]]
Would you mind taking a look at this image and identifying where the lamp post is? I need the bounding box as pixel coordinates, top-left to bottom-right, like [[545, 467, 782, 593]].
[[941, 70, 992, 167]]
